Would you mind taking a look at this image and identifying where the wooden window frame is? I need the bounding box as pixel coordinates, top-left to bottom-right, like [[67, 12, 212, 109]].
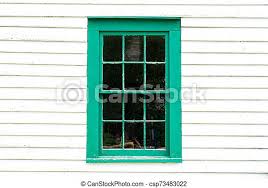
[[87, 17, 181, 163]]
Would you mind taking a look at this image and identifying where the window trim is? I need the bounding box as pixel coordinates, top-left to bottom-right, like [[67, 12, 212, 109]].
[[87, 17, 181, 163]]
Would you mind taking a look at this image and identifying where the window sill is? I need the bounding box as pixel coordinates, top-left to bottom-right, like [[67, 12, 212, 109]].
[[86, 156, 182, 163]]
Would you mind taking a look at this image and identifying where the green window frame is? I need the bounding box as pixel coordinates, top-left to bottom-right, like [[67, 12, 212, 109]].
[[87, 17, 181, 163]]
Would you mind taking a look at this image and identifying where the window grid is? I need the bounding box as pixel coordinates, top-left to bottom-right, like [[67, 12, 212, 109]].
[[101, 32, 167, 151]]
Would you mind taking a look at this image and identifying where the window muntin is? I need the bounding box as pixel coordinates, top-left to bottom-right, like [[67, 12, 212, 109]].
[[101, 33, 168, 155]]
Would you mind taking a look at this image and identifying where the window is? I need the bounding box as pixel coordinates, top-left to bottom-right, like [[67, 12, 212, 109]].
[[87, 18, 181, 163]]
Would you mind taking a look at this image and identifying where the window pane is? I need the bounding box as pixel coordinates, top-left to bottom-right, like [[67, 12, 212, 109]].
[[103, 122, 122, 149], [124, 123, 144, 149], [146, 122, 165, 149], [125, 94, 143, 120], [146, 94, 165, 120], [125, 36, 144, 61], [146, 36, 165, 62], [103, 94, 122, 120], [146, 64, 165, 90], [103, 36, 122, 61], [125, 64, 144, 90], [103, 64, 122, 90]]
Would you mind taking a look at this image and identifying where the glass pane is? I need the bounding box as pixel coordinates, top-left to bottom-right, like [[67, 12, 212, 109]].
[[125, 36, 144, 61], [146, 36, 165, 62], [103, 64, 122, 90], [146, 94, 165, 120], [124, 123, 144, 149], [146, 64, 165, 90], [125, 64, 144, 90], [103, 94, 122, 120], [103, 122, 122, 149], [125, 94, 143, 120], [146, 122, 165, 149], [103, 36, 122, 61]]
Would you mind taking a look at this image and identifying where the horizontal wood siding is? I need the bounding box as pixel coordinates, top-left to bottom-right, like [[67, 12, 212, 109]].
[[0, 0, 267, 174]]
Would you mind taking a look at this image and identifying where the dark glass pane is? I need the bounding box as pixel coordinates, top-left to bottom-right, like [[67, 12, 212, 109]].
[[146, 64, 165, 90], [103, 94, 122, 120], [125, 94, 143, 120], [146, 94, 165, 120], [124, 123, 144, 149], [146, 122, 165, 149], [103, 122, 122, 149], [125, 64, 144, 90], [103, 64, 122, 90], [125, 36, 144, 61], [103, 36, 122, 61], [146, 36, 165, 62]]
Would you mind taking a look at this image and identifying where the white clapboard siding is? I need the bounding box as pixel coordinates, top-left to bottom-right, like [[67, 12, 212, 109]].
[[1, 4, 268, 18], [0, 136, 267, 149], [182, 18, 268, 28], [0, 112, 85, 124], [0, 148, 267, 161], [3, 99, 268, 113], [0, 88, 87, 100], [182, 28, 268, 41], [0, 0, 267, 175], [1, 41, 268, 61], [0, 27, 86, 41], [183, 124, 268, 136], [0, 100, 86, 112], [1, 161, 268, 174], [0, 64, 85, 76], [4, 17, 268, 29], [0, 77, 87, 88], [183, 41, 268, 53], [2, 112, 268, 124], [183, 112, 268, 124], [0, 53, 86, 65], [3, 100, 268, 113], [0, 41, 86, 53], [2, 88, 268, 100], [183, 101, 268, 112], [2, 0, 268, 5], [0, 124, 86, 136], [0, 17, 87, 28], [0, 124, 267, 137], [182, 65, 268, 76], [2, 53, 267, 66], [183, 77, 268, 88], [2, 64, 268, 77], [2, 76, 268, 88], [7, 40, 268, 54], [1, 27, 268, 42], [190, 89, 268, 100]]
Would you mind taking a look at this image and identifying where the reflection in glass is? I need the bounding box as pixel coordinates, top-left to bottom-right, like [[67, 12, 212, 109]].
[[103, 64, 122, 90], [103, 122, 122, 149], [124, 123, 144, 149], [125, 64, 144, 90], [125, 94, 144, 120], [146, 64, 165, 90], [146, 36, 165, 62], [146, 94, 165, 120], [125, 36, 144, 61], [103, 94, 122, 120], [103, 36, 122, 61], [146, 122, 165, 149]]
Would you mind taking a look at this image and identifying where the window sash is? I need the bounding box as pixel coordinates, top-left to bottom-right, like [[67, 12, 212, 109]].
[[100, 32, 168, 154]]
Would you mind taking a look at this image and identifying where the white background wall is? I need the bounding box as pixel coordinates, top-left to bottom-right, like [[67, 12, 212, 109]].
[[0, 0, 268, 187]]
